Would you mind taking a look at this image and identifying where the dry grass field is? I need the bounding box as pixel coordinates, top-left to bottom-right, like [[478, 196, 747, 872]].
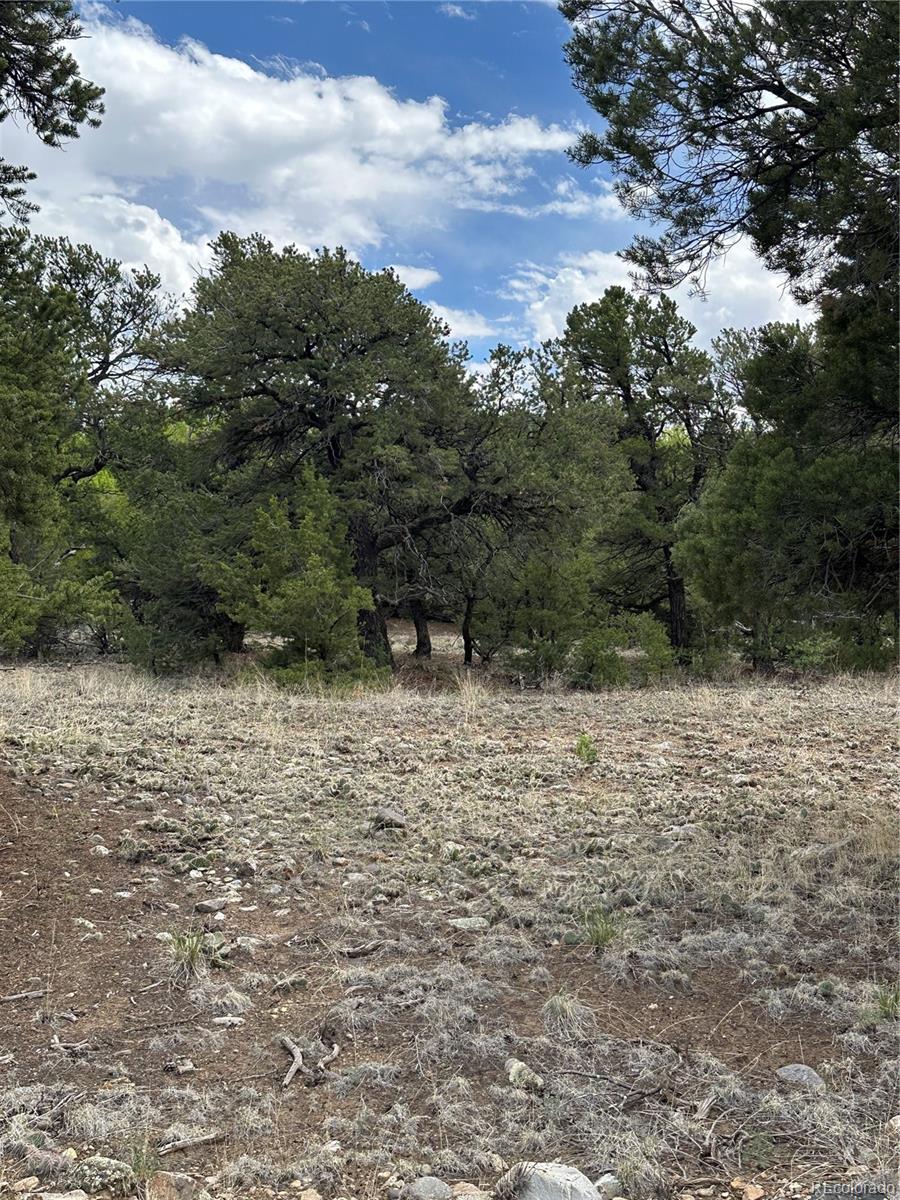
[[0, 660, 896, 1200]]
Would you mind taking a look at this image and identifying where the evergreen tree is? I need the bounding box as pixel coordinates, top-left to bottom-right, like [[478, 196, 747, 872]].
[[561, 286, 730, 650], [0, 1, 104, 221]]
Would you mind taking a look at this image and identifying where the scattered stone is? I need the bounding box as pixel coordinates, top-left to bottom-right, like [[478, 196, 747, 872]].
[[497, 1163, 601, 1200], [25, 1148, 71, 1177], [448, 916, 489, 932], [595, 1175, 624, 1200], [12, 1178, 40, 1193], [147, 1171, 197, 1200], [401, 1179, 453, 1200], [775, 1063, 825, 1090], [89, 844, 110, 857], [72, 1154, 136, 1195], [36, 1193, 89, 1200], [372, 806, 407, 831], [506, 1056, 545, 1092], [164, 1056, 195, 1075], [451, 1186, 488, 1198], [887, 1114, 900, 1136], [194, 897, 228, 914]]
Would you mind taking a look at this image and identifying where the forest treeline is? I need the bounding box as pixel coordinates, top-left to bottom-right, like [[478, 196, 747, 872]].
[[0, 0, 896, 683]]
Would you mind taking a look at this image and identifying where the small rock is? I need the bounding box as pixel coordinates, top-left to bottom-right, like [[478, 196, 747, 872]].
[[297, 1191, 323, 1200], [36, 1193, 89, 1200], [13, 1178, 40, 1193], [451, 1186, 488, 1198], [886, 1114, 900, 1136], [89, 845, 110, 857], [595, 1175, 624, 1200], [506, 1057, 545, 1092], [72, 1154, 136, 1195], [372, 806, 407, 831], [194, 897, 228, 914], [147, 1171, 197, 1200], [402, 1179, 453, 1200], [448, 916, 489, 932], [25, 1148, 71, 1177], [496, 1163, 601, 1200], [775, 1063, 825, 1090]]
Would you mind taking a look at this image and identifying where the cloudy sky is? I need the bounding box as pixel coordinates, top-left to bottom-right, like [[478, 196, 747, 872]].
[[7, 1, 807, 355]]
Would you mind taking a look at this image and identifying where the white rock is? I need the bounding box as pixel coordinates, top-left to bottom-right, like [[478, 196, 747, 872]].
[[775, 1063, 825, 1090], [595, 1175, 624, 1200], [402, 1179, 453, 1200], [448, 916, 489, 932], [496, 1163, 601, 1200]]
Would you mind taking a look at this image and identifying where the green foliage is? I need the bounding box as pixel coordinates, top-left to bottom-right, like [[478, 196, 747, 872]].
[[167, 929, 209, 986], [209, 472, 375, 681], [581, 907, 620, 953], [873, 981, 900, 1021], [562, 287, 728, 651], [574, 733, 598, 764], [562, 0, 898, 317], [0, 513, 121, 658], [677, 431, 896, 666], [0, 1, 104, 221], [573, 613, 674, 689], [786, 621, 897, 674], [150, 235, 546, 665]]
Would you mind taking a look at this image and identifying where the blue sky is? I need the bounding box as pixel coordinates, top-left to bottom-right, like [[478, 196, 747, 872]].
[[7, 2, 804, 356]]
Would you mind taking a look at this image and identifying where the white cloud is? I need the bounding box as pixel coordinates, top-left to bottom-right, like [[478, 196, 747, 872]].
[[439, 3, 476, 18], [429, 303, 498, 339], [465, 176, 622, 220], [1, 5, 577, 298], [389, 264, 442, 290], [503, 241, 811, 345], [27, 194, 213, 298]]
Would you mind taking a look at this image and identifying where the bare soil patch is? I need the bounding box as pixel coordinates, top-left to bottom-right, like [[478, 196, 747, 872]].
[[0, 665, 896, 1200]]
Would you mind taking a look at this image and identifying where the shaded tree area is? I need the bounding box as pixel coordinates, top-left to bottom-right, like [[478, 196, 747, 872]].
[[0, 0, 895, 682]]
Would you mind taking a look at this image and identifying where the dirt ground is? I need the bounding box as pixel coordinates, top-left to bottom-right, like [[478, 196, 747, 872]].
[[0, 656, 896, 1200]]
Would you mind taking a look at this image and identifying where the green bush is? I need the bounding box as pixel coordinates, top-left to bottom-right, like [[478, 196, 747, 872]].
[[572, 613, 673, 688], [686, 643, 740, 680], [785, 617, 897, 673], [209, 471, 374, 679], [574, 732, 598, 764]]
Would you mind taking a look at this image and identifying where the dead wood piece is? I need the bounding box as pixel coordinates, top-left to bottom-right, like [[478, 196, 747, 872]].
[[50, 1035, 90, 1053], [1, 988, 46, 1003], [158, 1131, 223, 1156], [341, 939, 383, 958], [280, 1035, 306, 1088], [316, 1042, 340, 1072]]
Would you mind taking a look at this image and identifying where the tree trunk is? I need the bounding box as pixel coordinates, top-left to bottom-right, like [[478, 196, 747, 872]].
[[462, 595, 475, 666], [358, 606, 394, 668], [410, 601, 432, 659], [663, 545, 689, 650], [352, 529, 395, 669], [220, 617, 245, 653]]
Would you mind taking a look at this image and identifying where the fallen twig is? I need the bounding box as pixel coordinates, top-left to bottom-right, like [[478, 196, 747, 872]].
[[280, 1035, 306, 1088], [1, 988, 46, 1003], [316, 1042, 340, 1072], [158, 1132, 222, 1157], [341, 939, 383, 958]]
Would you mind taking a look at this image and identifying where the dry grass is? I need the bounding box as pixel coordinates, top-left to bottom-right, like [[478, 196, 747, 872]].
[[0, 663, 897, 1197]]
